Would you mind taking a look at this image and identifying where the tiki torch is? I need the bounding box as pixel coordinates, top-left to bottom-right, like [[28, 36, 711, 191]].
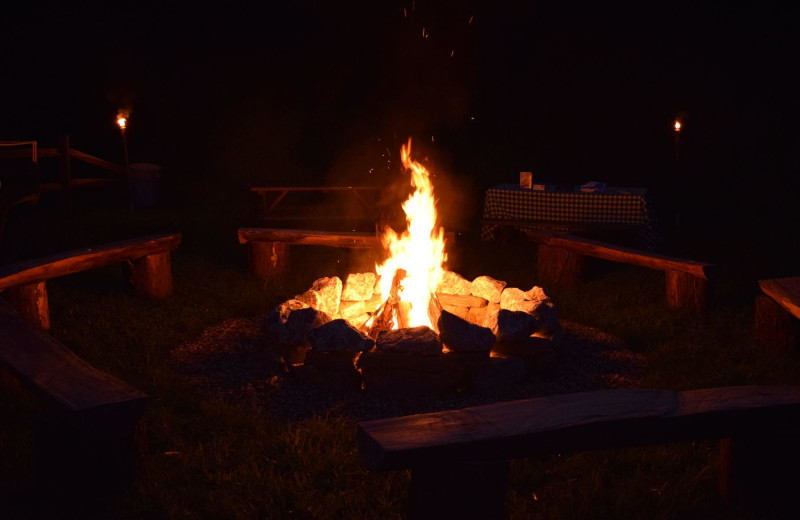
[[117, 110, 130, 170]]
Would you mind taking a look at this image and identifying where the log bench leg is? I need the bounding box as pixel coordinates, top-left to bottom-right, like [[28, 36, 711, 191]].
[[408, 460, 509, 520], [6, 280, 50, 330], [719, 434, 800, 516], [130, 252, 174, 298], [249, 241, 289, 281], [32, 413, 146, 512], [537, 244, 583, 287], [754, 294, 798, 350], [665, 270, 707, 312]]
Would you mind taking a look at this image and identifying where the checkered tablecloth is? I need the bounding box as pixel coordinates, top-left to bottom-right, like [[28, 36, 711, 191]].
[[481, 184, 657, 249]]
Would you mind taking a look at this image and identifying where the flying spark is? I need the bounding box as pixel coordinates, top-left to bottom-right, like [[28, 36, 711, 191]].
[[468, 15, 474, 24]]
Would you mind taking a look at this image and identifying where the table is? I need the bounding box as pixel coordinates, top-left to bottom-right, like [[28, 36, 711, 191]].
[[250, 185, 381, 221], [481, 184, 657, 249]]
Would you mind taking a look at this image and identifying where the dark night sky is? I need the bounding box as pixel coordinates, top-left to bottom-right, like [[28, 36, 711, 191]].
[[2, 1, 799, 236]]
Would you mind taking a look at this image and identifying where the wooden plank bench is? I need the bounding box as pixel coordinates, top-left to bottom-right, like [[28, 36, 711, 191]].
[[521, 228, 716, 312], [0, 233, 181, 330], [0, 298, 147, 494], [755, 277, 800, 350], [358, 386, 800, 519], [238, 227, 455, 281]]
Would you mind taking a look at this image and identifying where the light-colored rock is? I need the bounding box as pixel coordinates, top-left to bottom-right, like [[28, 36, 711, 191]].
[[481, 302, 502, 334], [471, 275, 506, 303], [339, 300, 366, 320], [436, 271, 473, 296], [268, 299, 309, 326], [295, 289, 322, 309], [341, 272, 377, 301], [310, 276, 343, 316]]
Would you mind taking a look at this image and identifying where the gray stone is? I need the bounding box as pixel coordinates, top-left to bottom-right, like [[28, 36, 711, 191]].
[[471, 275, 506, 303], [308, 319, 374, 352], [341, 272, 377, 301], [437, 309, 496, 353], [495, 309, 541, 342], [310, 276, 343, 316], [376, 326, 442, 354], [277, 307, 331, 346], [436, 270, 473, 295]]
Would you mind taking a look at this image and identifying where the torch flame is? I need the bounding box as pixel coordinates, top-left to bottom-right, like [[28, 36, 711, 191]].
[[375, 139, 447, 328]]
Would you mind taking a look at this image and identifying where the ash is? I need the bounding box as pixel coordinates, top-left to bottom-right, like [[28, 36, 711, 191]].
[[170, 317, 646, 423]]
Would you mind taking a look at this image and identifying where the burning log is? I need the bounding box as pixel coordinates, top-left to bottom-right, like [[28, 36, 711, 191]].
[[367, 269, 406, 340]]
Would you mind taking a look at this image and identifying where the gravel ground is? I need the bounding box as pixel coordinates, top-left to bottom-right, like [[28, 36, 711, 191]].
[[171, 317, 646, 423]]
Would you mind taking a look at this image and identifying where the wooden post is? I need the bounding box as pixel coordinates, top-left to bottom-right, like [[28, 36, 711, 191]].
[[32, 412, 146, 511], [719, 434, 800, 515], [249, 241, 289, 280], [58, 134, 72, 213], [129, 252, 174, 298], [537, 244, 583, 286], [754, 294, 798, 350], [665, 270, 707, 312], [6, 281, 50, 330], [408, 460, 508, 520]]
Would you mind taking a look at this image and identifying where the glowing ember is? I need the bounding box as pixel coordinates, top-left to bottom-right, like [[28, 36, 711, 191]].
[[374, 139, 447, 329], [674, 120, 681, 132], [117, 114, 128, 130]]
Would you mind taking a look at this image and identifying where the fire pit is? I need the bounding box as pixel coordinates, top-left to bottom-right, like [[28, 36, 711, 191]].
[[264, 139, 562, 396]]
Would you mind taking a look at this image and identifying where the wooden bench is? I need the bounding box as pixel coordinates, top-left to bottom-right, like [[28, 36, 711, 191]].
[[238, 227, 456, 281], [358, 386, 800, 519], [0, 298, 147, 494], [755, 277, 800, 349], [0, 233, 181, 330], [521, 228, 715, 312]]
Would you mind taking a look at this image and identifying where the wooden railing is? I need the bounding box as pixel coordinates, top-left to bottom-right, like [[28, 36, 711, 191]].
[[0, 135, 126, 210]]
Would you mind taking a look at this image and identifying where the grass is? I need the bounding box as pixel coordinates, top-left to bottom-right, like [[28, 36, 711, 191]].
[[2, 193, 799, 519]]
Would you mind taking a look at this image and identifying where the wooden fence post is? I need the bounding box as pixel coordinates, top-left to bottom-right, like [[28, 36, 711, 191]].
[[6, 281, 50, 330], [58, 134, 72, 213]]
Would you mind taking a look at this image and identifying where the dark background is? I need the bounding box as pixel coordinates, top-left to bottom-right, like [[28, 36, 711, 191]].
[[2, 1, 798, 265]]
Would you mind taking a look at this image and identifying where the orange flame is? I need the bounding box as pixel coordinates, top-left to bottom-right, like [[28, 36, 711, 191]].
[[375, 139, 447, 328]]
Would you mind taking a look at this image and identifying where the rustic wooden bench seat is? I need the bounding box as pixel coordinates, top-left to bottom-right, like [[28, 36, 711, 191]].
[[358, 386, 800, 519], [755, 277, 800, 349], [0, 298, 146, 493], [0, 233, 181, 330], [238, 227, 455, 281], [521, 228, 716, 312]]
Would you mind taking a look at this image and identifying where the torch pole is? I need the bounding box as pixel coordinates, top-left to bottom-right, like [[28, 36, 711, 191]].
[[121, 129, 133, 210]]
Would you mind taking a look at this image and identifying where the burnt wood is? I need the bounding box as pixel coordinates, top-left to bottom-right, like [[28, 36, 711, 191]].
[[435, 293, 487, 308], [0, 233, 181, 291]]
